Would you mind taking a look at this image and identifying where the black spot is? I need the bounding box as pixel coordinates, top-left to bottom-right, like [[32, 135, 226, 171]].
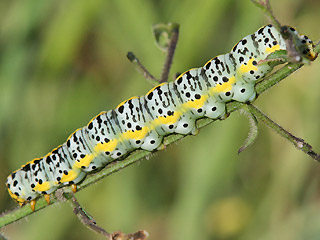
[[150, 140, 156, 144], [225, 92, 231, 96], [92, 166, 97, 170], [27, 196, 32, 201], [158, 109, 163, 114], [195, 94, 201, 99], [242, 39, 247, 45], [213, 76, 218, 82], [13, 180, 18, 187], [250, 70, 254, 74], [273, 41, 277, 45], [215, 58, 220, 64], [96, 136, 100, 141], [255, 75, 260, 79], [59, 170, 63, 174], [241, 88, 246, 93], [80, 154, 85, 158], [205, 61, 211, 70], [81, 166, 86, 169], [136, 140, 141, 144], [186, 71, 192, 80], [290, 27, 295, 32], [63, 170, 68, 175], [118, 105, 124, 114], [127, 122, 132, 128], [67, 140, 71, 147], [233, 42, 239, 51], [136, 125, 142, 131], [197, 109, 203, 113], [15, 192, 19, 196], [31, 164, 36, 171], [177, 77, 183, 84], [258, 27, 264, 34], [105, 151, 110, 155], [22, 164, 31, 172], [252, 60, 257, 66], [39, 179, 43, 184], [167, 111, 173, 116], [222, 77, 229, 82], [212, 107, 217, 111], [183, 123, 188, 128], [302, 40, 306, 44], [264, 38, 269, 43], [56, 177, 61, 181], [30, 183, 35, 188], [147, 91, 153, 100], [239, 57, 244, 63], [73, 153, 77, 158], [186, 92, 191, 98], [117, 152, 122, 156], [169, 125, 174, 129], [88, 122, 93, 130], [104, 138, 110, 143]]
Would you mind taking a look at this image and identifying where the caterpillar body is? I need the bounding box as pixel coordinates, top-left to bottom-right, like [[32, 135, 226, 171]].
[[6, 25, 316, 209]]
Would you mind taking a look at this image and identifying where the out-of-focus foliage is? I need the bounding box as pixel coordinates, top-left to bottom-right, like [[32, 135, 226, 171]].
[[1, 0, 320, 239]]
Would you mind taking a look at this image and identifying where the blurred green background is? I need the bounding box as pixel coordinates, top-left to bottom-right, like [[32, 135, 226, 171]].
[[1, 0, 320, 239]]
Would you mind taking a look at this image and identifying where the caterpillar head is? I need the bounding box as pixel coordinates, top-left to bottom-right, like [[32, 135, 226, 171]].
[[281, 26, 317, 62]]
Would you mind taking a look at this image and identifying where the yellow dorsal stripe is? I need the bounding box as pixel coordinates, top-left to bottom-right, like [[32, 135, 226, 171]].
[[266, 44, 280, 54], [60, 169, 81, 183], [33, 181, 51, 192], [210, 76, 236, 93], [121, 126, 150, 140], [182, 95, 208, 109], [239, 58, 258, 74]]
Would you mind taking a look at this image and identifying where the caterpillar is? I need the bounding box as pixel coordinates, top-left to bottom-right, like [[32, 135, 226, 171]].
[[6, 24, 316, 211]]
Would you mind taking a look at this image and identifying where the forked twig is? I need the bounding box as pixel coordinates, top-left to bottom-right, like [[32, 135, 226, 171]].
[[70, 195, 149, 240], [247, 104, 320, 161], [127, 52, 159, 86], [127, 23, 180, 85]]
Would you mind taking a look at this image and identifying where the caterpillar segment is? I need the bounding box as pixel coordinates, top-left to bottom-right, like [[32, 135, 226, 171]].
[[6, 25, 315, 210]]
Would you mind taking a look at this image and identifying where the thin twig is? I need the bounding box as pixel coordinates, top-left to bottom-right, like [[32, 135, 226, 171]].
[[160, 24, 179, 82], [70, 195, 149, 240], [126, 52, 159, 85], [251, 0, 281, 30], [247, 104, 320, 161], [70, 195, 111, 238]]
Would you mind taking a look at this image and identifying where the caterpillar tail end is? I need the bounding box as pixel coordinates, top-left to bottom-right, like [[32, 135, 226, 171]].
[[71, 184, 77, 193]]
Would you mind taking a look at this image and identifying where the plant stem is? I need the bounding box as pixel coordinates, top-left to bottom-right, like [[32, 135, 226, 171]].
[[1, 36, 319, 232], [160, 23, 179, 83]]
